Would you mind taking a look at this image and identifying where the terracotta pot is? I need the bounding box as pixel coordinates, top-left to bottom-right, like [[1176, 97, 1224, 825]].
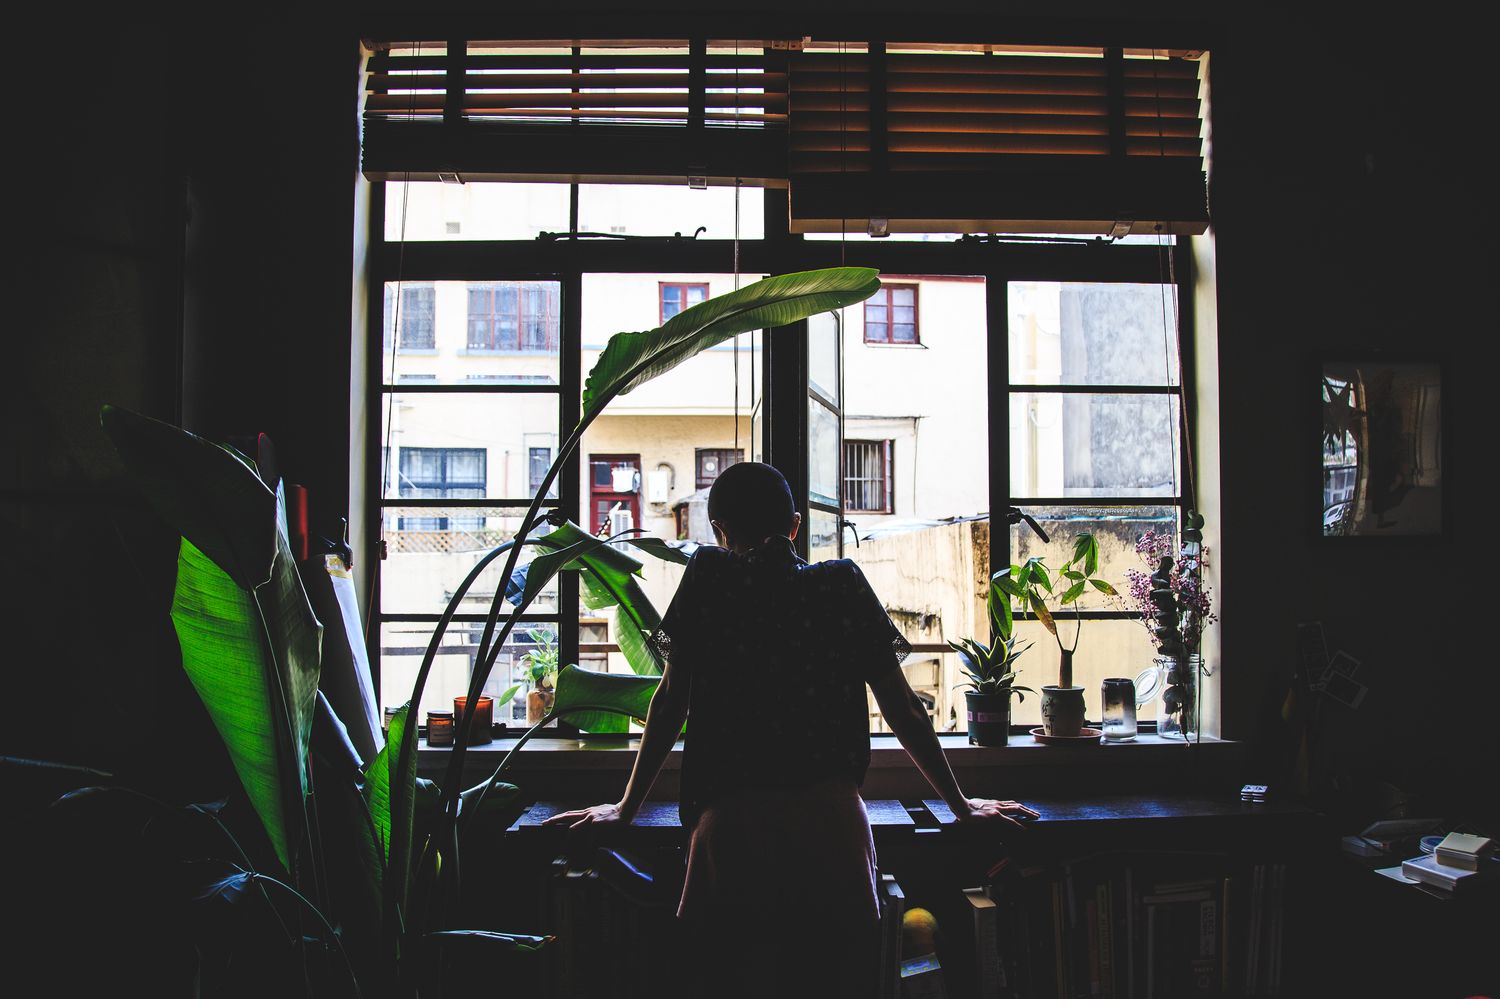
[[1040, 685, 1086, 738], [527, 687, 555, 724], [964, 691, 1011, 746]]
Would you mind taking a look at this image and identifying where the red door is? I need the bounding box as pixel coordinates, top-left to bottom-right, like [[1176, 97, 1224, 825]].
[[588, 454, 641, 536]]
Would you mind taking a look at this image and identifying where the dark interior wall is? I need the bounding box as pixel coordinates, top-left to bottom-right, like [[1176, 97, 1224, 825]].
[[3, 8, 1490, 821]]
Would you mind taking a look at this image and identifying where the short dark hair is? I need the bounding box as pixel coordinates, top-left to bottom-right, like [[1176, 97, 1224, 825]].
[[707, 461, 796, 545]]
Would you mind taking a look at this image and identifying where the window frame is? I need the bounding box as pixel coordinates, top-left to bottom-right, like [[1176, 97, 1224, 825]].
[[659, 281, 711, 324], [366, 182, 1199, 737], [466, 281, 560, 353], [843, 439, 894, 514], [863, 282, 920, 345]]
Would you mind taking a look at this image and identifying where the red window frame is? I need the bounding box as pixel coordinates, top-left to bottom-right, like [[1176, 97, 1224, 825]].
[[589, 453, 642, 536], [659, 282, 711, 323], [863, 283, 919, 344]]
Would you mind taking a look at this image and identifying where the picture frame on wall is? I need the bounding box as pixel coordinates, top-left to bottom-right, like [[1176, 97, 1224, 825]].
[[1320, 357, 1444, 538]]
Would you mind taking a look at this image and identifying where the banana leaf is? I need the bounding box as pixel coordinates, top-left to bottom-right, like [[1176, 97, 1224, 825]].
[[550, 664, 659, 734], [169, 526, 320, 873], [580, 267, 881, 425], [101, 405, 277, 591], [364, 703, 414, 908]]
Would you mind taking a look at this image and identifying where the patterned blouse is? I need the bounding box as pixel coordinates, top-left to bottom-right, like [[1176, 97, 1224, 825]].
[[650, 536, 911, 829]]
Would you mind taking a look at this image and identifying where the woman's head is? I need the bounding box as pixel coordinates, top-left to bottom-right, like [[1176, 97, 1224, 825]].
[[707, 461, 800, 549]]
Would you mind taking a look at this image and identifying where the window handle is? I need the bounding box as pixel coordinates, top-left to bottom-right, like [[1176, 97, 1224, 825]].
[[840, 518, 861, 549]]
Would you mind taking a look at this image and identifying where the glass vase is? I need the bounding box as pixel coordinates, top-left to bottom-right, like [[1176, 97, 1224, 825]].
[[1152, 652, 1202, 740]]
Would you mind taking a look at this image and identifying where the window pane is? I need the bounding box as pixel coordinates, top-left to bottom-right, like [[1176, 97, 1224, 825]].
[[1009, 505, 1178, 611], [578, 184, 764, 239], [380, 507, 559, 615], [383, 182, 570, 241], [384, 280, 561, 384], [580, 272, 759, 657], [379, 623, 553, 721], [1006, 619, 1161, 729], [1010, 392, 1181, 498], [809, 399, 840, 507], [379, 394, 559, 499], [808, 508, 841, 563], [808, 310, 839, 405], [1008, 281, 1180, 387]]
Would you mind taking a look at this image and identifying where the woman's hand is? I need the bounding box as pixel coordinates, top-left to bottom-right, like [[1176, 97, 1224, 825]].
[[540, 802, 632, 837], [957, 797, 1040, 828]]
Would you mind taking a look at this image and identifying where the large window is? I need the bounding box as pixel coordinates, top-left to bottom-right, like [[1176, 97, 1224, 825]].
[[1006, 281, 1185, 726], [369, 185, 1205, 736]]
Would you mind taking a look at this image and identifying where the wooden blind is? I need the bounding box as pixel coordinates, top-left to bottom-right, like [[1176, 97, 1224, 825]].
[[363, 40, 789, 183], [786, 43, 1208, 234]]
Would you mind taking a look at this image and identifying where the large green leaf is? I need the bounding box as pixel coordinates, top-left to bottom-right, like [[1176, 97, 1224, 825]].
[[364, 703, 416, 912], [611, 603, 663, 677], [551, 664, 660, 733], [580, 267, 881, 424], [170, 529, 321, 872], [101, 404, 278, 591]]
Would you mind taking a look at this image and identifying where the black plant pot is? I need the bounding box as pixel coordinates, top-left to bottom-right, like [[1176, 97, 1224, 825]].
[[965, 690, 1011, 746]]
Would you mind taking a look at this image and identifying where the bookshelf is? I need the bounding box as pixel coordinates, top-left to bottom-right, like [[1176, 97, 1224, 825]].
[[508, 794, 1323, 998]]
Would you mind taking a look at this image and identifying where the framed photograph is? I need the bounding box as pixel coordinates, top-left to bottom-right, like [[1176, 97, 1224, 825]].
[[1320, 358, 1444, 537]]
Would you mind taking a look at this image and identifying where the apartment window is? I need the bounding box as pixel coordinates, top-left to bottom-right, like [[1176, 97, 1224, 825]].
[[529, 446, 556, 498], [864, 283, 918, 344], [660, 282, 709, 322], [467, 282, 559, 352], [844, 440, 893, 513], [396, 447, 486, 530], [695, 448, 743, 489], [384, 284, 436, 350]]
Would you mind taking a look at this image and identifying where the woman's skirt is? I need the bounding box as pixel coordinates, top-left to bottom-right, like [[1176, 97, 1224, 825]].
[[677, 776, 880, 923]]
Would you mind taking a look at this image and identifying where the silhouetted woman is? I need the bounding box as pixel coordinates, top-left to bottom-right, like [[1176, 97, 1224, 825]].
[[544, 462, 1037, 997]]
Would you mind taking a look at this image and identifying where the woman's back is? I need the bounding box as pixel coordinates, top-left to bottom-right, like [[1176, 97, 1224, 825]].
[[656, 536, 910, 831]]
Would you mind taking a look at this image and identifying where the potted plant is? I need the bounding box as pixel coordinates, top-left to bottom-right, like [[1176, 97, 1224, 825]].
[[996, 532, 1116, 738], [1122, 511, 1216, 739], [950, 571, 1035, 746], [522, 627, 559, 723]]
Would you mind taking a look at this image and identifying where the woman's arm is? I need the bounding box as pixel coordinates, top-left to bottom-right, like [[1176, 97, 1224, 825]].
[[869, 668, 1039, 826], [615, 656, 690, 820], [541, 653, 691, 832]]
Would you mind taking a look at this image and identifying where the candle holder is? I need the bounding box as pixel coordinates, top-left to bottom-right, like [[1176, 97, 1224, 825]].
[[1100, 678, 1137, 742], [425, 710, 455, 747], [452, 695, 494, 745]]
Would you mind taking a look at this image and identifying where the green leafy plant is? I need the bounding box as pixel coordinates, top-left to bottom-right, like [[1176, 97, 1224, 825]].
[[75, 265, 880, 996], [950, 569, 1035, 701], [994, 532, 1117, 686], [521, 628, 559, 688]]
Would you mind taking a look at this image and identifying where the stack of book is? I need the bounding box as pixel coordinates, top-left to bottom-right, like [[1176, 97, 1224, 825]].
[[1400, 834, 1496, 894]]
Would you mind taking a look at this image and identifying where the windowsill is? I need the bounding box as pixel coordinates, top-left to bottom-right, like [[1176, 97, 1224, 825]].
[[862, 341, 926, 348], [458, 348, 558, 356], [388, 348, 438, 356], [418, 731, 1237, 771]]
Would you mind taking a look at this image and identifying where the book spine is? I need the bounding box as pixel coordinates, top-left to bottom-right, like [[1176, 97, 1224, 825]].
[[967, 890, 1002, 999], [1096, 882, 1113, 999], [1052, 879, 1068, 999], [1123, 867, 1135, 999], [1086, 896, 1101, 997]]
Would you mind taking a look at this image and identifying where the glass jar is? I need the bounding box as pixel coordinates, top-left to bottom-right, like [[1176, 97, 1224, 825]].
[[1145, 652, 1203, 740], [1100, 678, 1138, 742], [425, 710, 455, 747]]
